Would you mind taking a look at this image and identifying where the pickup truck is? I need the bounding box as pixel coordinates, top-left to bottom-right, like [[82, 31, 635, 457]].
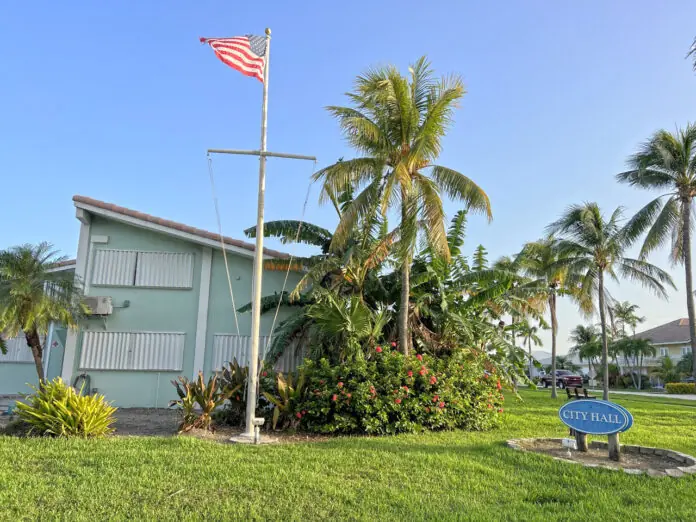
[[539, 370, 583, 389]]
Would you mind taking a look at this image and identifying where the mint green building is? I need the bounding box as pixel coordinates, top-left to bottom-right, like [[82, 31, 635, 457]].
[[0, 196, 301, 407]]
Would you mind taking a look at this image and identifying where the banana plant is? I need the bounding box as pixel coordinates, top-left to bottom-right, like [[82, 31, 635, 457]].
[[262, 370, 306, 430]]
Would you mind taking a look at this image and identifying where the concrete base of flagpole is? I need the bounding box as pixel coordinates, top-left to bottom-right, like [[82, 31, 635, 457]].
[[229, 420, 279, 445]]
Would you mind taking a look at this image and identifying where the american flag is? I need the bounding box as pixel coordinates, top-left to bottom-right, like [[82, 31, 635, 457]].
[[199, 35, 267, 82]]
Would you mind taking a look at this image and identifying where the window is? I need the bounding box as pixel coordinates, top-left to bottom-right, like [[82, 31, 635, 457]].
[[0, 335, 34, 363], [91, 249, 193, 289], [682, 346, 690, 356], [79, 331, 185, 371], [660, 347, 669, 357]]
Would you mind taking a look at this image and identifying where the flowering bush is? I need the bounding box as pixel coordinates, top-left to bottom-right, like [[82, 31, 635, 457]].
[[296, 349, 504, 435]]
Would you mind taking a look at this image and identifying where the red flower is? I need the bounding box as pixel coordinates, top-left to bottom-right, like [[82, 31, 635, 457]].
[[498, 408, 504, 413], [296, 412, 302, 419], [432, 395, 439, 403], [407, 370, 413, 378], [369, 386, 376, 395], [484, 374, 489, 379], [496, 380, 502, 390], [438, 402, 445, 409], [402, 386, 409, 393], [501, 396, 505, 402], [338, 382, 344, 388], [430, 375, 437, 385], [391, 342, 397, 348], [262, 371, 268, 377], [332, 394, 338, 402], [376, 346, 383, 353], [487, 403, 493, 409], [395, 398, 402, 404], [425, 407, 431, 413], [347, 393, 352, 398], [419, 369, 426, 376], [416, 354, 423, 361]]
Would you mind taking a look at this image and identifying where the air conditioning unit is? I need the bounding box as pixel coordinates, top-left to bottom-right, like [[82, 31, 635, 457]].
[[84, 296, 113, 315]]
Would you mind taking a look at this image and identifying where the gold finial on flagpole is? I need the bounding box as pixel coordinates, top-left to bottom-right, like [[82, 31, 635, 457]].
[[265, 27, 271, 36]]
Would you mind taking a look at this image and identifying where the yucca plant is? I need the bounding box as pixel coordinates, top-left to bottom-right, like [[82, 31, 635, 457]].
[[15, 377, 116, 437], [263, 369, 307, 430], [170, 372, 230, 432]]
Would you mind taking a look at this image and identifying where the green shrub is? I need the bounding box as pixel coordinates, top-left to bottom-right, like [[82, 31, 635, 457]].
[[170, 372, 231, 432], [15, 377, 116, 437], [665, 382, 696, 394], [297, 348, 503, 435]]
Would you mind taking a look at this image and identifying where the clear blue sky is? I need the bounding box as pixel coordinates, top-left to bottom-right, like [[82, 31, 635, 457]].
[[2, 1, 696, 353]]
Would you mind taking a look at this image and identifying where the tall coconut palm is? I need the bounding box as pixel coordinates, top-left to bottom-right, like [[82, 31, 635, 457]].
[[517, 238, 579, 399], [569, 324, 602, 377], [0, 243, 85, 383], [548, 203, 674, 399], [617, 125, 696, 378], [611, 301, 645, 338], [313, 57, 492, 355], [516, 320, 542, 379]]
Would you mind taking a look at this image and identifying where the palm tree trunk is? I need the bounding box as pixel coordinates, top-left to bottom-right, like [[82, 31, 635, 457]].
[[550, 292, 558, 399], [24, 330, 45, 384], [399, 260, 410, 356], [681, 198, 696, 380], [598, 270, 609, 400]]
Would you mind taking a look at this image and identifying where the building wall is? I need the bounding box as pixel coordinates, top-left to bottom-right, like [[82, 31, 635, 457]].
[[0, 360, 37, 396], [73, 217, 203, 407], [203, 250, 302, 375], [70, 216, 303, 407]]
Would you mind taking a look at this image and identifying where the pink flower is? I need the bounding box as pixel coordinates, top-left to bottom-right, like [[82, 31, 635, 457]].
[[419, 369, 426, 376], [262, 371, 268, 377], [338, 382, 344, 388], [296, 412, 302, 419], [484, 374, 489, 379], [430, 375, 437, 385], [496, 380, 502, 390], [407, 370, 413, 378], [332, 394, 338, 402], [302, 410, 307, 415], [376, 346, 383, 353], [402, 386, 409, 393], [395, 398, 402, 404], [498, 408, 504, 413], [438, 402, 445, 409], [487, 403, 493, 409], [432, 395, 439, 403], [347, 393, 352, 398], [391, 342, 397, 348], [416, 354, 423, 361]]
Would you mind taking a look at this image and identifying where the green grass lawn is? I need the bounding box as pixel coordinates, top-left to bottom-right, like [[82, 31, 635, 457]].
[[2, 391, 695, 521]]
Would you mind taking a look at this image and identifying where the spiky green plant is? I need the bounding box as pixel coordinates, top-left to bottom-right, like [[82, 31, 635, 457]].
[[548, 203, 674, 399], [262, 369, 307, 430], [15, 377, 116, 437], [617, 125, 696, 378], [314, 56, 491, 355], [170, 372, 230, 432]]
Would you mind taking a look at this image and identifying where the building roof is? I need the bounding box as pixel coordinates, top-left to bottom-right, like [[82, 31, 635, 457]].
[[72, 195, 289, 259], [46, 259, 76, 273], [633, 318, 691, 345]]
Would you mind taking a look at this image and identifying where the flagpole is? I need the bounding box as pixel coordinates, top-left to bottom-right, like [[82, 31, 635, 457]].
[[243, 27, 271, 438]]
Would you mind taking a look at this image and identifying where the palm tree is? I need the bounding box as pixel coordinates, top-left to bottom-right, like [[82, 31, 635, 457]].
[[569, 324, 602, 377], [548, 203, 674, 399], [0, 243, 85, 383], [611, 301, 645, 338], [651, 355, 681, 386], [313, 57, 492, 355], [554, 355, 581, 373], [689, 37, 696, 71], [617, 125, 696, 379], [517, 238, 576, 398], [517, 320, 542, 379], [612, 338, 656, 389]]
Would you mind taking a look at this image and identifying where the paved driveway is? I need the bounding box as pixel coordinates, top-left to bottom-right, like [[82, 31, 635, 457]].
[[589, 390, 696, 401]]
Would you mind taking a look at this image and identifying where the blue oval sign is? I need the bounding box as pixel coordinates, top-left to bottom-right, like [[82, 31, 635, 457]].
[[558, 400, 632, 435]]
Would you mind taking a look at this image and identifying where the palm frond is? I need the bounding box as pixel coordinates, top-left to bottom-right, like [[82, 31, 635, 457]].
[[244, 221, 332, 251], [430, 165, 492, 220]]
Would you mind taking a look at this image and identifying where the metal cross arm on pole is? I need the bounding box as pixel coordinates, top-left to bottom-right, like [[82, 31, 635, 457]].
[[207, 148, 317, 162]]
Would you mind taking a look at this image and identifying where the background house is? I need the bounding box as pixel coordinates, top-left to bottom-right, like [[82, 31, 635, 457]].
[[1, 196, 302, 407], [632, 318, 692, 367]]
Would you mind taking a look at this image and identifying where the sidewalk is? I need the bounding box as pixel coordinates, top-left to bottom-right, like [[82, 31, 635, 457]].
[[588, 389, 696, 401]]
